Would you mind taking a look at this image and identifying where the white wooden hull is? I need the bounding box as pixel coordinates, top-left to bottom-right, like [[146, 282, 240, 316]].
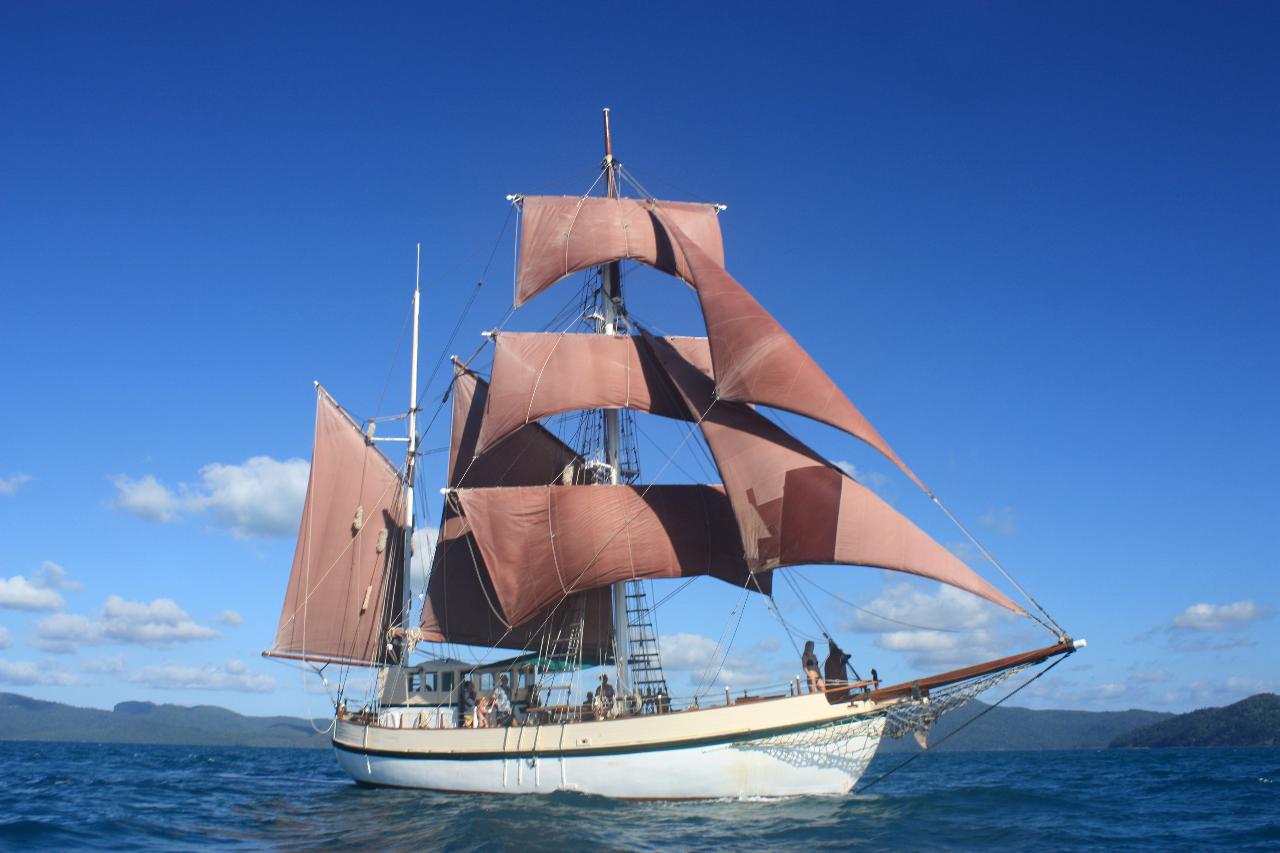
[[332, 693, 888, 799]]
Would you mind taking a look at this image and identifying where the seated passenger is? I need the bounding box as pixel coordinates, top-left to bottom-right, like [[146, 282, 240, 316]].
[[493, 674, 514, 727]]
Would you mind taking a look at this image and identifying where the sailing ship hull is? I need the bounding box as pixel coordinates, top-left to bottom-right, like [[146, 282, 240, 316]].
[[332, 693, 887, 799]]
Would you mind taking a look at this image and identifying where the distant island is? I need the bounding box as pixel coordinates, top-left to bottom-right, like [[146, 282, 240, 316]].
[[1110, 693, 1280, 748], [0, 692, 329, 749], [3, 691, 1275, 752]]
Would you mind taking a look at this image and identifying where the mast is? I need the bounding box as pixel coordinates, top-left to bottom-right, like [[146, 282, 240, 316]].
[[599, 108, 629, 692], [402, 243, 421, 659]]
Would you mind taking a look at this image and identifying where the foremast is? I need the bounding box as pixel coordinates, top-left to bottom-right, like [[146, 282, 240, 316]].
[[399, 244, 422, 662]]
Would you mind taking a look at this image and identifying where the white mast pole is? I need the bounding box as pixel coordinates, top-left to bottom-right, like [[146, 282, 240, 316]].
[[402, 243, 421, 656]]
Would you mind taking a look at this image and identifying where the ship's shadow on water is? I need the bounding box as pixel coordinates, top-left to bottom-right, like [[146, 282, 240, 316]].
[[1, 742, 1277, 852]]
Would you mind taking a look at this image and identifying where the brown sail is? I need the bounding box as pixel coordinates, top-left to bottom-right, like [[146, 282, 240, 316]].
[[476, 332, 713, 454], [645, 207, 928, 493], [271, 386, 406, 666], [642, 331, 1025, 615], [421, 364, 613, 654], [454, 484, 765, 627], [514, 195, 724, 306]]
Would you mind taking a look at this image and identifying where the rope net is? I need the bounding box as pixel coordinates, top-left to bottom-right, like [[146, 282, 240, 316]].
[[882, 662, 1033, 741]]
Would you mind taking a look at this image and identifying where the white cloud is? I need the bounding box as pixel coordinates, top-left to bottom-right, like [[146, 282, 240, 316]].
[[1129, 669, 1171, 684], [128, 660, 276, 694], [0, 660, 82, 686], [34, 595, 219, 652], [0, 626, 10, 649], [215, 609, 244, 626], [978, 506, 1017, 537], [33, 561, 81, 591], [0, 473, 32, 495], [1171, 601, 1271, 632], [657, 632, 785, 692], [110, 474, 184, 523], [83, 655, 126, 674], [410, 526, 439, 594], [1156, 675, 1280, 708], [0, 575, 65, 611], [838, 583, 1017, 670], [832, 461, 888, 493], [110, 456, 309, 538]]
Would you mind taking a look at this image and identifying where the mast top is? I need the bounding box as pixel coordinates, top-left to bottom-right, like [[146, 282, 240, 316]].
[[602, 107, 613, 166]]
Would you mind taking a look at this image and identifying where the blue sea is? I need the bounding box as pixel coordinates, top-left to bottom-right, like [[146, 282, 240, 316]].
[[0, 742, 1275, 851]]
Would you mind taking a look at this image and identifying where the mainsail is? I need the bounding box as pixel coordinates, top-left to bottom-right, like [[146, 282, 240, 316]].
[[271, 386, 406, 666], [513, 195, 724, 306]]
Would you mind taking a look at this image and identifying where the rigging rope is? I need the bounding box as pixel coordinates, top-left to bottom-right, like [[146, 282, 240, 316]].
[[791, 570, 965, 634]]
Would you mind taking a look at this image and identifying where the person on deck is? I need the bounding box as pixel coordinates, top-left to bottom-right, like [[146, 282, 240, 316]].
[[474, 694, 491, 728], [824, 639, 852, 692], [493, 674, 513, 727], [802, 640, 823, 693], [459, 679, 477, 728], [594, 673, 616, 719]]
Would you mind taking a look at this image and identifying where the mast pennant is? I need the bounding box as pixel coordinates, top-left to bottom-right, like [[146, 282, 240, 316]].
[[513, 195, 724, 306], [270, 386, 406, 667]]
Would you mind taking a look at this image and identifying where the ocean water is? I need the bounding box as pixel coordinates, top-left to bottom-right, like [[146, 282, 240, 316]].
[[0, 742, 1275, 851]]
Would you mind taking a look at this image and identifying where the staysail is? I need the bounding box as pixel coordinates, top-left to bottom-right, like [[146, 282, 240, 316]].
[[514, 195, 724, 306], [476, 332, 713, 455], [641, 331, 1025, 615], [271, 386, 406, 666]]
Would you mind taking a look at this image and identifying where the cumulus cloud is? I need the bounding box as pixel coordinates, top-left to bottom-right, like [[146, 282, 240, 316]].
[[658, 632, 785, 693], [110, 456, 309, 538], [0, 562, 80, 611], [1155, 675, 1280, 708], [0, 626, 10, 649], [34, 595, 219, 652], [0, 473, 32, 496], [128, 660, 276, 694], [409, 526, 439, 594], [838, 583, 1017, 670], [978, 506, 1017, 537], [1171, 601, 1271, 632], [0, 660, 82, 686], [215, 609, 244, 626]]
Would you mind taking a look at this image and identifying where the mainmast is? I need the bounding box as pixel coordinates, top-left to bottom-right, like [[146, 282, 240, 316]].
[[599, 108, 629, 692], [402, 243, 421, 659]]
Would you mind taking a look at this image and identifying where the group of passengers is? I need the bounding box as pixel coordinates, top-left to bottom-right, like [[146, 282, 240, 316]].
[[459, 674, 513, 728]]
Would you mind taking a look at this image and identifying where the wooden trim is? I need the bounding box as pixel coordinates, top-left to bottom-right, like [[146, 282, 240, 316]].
[[868, 638, 1077, 702]]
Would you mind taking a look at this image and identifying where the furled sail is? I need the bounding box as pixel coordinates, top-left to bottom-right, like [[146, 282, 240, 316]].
[[514, 195, 724, 306], [646, 206, 928, 493], [641, 331, 1025, 615], [476, 332, 713, 454], [420, 364, 613, 655], [454, 484, 766, 628], [271, 386, 406, 666]]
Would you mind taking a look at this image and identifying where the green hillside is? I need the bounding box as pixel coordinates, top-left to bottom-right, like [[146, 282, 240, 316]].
[[0, 692, 329, 749], [878, 700, 1173, 753], [1110, 693, 1280, 748]]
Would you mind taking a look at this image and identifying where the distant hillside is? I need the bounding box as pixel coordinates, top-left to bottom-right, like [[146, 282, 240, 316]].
[[878, 700, 1173, 753], [0, 692, 329, 749], [1110, 693, 1280, 748]]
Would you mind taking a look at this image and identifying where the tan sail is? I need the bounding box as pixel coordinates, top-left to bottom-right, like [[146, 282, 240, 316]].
[[632, 205, 928, 493], [421, 364, 612, 654], [642, 331, 1025, 615], [271, 386, 406, 666], [476, 332, 712, 454], [514, 195, 724, 306], [455, 484, 764, 627]]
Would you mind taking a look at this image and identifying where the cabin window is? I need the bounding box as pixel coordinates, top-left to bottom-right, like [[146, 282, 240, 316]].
[[422, 672, 437, 692], [480, 672, 494, 690], [407, 673, 421, 692], [441, 671, 455, 693], [519, 670, 532, 688]]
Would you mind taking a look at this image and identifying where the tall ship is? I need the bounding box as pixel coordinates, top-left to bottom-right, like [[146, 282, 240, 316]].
[[264, 111, 1083, 799]]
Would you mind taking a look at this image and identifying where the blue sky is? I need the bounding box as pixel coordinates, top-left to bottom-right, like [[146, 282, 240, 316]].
[[1, 3, 1276, 717]]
